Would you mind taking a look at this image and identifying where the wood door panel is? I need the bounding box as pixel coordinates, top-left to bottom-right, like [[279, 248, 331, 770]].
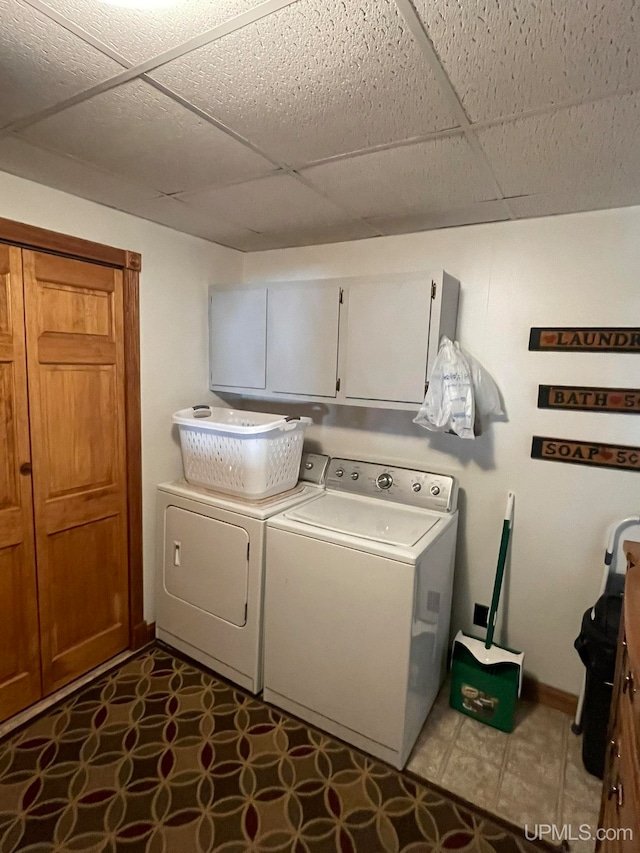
[[0, 245, 42, 722], [0, 272, 9, 335], [0, 547, 41, 716], [0, 362, 18, 510], [41, 365, 118, 497], [39, 284, 111, 337], [48, 516, 127, 657], [24, 250, 129, 694], [33, 253, 115, 292], [0, 508, 24, 549], [45, 489, 120, 536], [0, 548, 40, 677], [38, 334, 116, 364]]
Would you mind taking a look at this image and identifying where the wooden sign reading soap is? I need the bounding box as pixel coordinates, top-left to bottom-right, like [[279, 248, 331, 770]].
[[529, 327, 640, 352], [538, 386, 640, 413], [531, 437, 640, 472]]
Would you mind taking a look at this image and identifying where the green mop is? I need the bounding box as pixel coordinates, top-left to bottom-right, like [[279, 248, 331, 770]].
[[449, 491, 524, 733]]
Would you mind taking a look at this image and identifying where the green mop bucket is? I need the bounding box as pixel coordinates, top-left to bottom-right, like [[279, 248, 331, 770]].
[[450, 492, 524, 733]]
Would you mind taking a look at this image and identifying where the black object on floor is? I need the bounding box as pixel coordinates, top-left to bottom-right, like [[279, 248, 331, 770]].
[[574, 592, 623, 778]]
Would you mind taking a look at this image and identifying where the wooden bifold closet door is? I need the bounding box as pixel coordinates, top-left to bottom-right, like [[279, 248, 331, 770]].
[[0, 245, 41, 720], [22, 251, 130, 694], [0, 243, 131, 717]]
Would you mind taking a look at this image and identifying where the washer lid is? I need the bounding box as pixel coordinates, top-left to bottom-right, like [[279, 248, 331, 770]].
[[283, 492, 440, 546]]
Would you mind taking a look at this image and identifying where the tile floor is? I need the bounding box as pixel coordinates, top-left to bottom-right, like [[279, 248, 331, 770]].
[[408, 684, 603, 853]]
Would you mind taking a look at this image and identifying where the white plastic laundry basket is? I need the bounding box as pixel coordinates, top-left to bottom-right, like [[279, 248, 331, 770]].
[[172, 406, 312, 498]]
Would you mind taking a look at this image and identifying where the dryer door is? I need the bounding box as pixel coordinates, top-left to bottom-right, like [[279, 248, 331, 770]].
[[164, 506, 249, 627]]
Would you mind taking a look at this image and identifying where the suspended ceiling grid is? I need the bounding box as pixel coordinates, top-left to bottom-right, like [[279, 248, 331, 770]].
[[0, 0, 638, 251]]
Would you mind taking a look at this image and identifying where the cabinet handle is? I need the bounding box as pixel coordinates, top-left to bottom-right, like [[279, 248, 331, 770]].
[[19, 462, 32, 475], [173, 541, 181, 567], [608, 779, 624, 810], [609, 739, 620, 763]]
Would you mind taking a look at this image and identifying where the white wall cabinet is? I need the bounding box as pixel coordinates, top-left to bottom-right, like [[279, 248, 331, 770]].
[[267, 284, 341, 397], [209, 287, 267, 389], [209, 271, 459, 410]]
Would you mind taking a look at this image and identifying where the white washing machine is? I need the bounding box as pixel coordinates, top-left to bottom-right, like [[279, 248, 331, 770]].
[[155, 452, 329, 694], [263, 457, 458, 769]]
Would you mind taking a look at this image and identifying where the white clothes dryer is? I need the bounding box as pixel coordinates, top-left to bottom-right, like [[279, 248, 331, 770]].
[[263, 457, 458, 769], [155, 452, 329, 693]]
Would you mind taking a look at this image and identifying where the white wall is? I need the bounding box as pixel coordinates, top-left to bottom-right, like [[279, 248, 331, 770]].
[[242, 207, 640, 693], [5, 166, 636, 693], [0, 171, 242, 622]]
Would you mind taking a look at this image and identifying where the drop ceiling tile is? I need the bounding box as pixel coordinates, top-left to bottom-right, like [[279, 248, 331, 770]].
[[0, 135, 159, 209], [178, 174, 368, 233], [38, 0, 263, 63], [0, 0, 124, 128], [124, 195, 275, 250], [302, 135, 499, 220], [20, 79, 275, 194], [152, 0, 459, 165], [367, 200, 511, 235], [476, 93, 640, 202], [264, 220, 381, 250], [509, 188, 640, 220], [413, 0, 640, 122]]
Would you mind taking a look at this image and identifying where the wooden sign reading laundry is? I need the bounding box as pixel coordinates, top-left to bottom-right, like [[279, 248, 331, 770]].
[[538, 386, 640, 413], [529, 327, 640, 352], [531, 437, 640, 472]]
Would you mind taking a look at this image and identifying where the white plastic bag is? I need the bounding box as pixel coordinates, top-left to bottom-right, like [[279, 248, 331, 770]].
[[456, 343, 503, 417], [413, 336, 475, 438]]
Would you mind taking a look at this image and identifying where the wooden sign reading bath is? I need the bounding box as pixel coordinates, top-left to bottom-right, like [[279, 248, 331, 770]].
[[538, 386, 640, 413], [531, 437, 640, 472], [529, 327, 640, 352]]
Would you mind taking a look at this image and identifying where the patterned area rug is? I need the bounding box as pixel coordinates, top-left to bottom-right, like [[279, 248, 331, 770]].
[[0, 646, 548, 852]]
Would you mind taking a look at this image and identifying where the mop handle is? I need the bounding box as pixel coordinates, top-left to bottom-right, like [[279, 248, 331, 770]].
[[485, 491, 515, 650]]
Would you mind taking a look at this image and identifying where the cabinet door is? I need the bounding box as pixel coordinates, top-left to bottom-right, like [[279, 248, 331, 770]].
[[267, 284, 340, 397], [23, 251, 130, 694], [343, 278, 432, 403], [210, 288, 266, 389], [0, 245, 42, 722]]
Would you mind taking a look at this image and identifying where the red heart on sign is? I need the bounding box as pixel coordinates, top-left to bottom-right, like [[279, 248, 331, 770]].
[[609, 395, 623, 405], [542, 334, 557, 344], [599, 449, 614, 461]]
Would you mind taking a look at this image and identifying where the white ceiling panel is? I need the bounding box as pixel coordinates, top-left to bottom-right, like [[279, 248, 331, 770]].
[[265, 220, 381, 249], [123, 195, 276, 250], [2, 0, 639, 249], [302, 135, 499, 219], [20, 79, 275, 194], [476, 93, 640, 201], [36, 0, 265, 63], [413, 0, 640, 123], [0, 0, 124, 128], [509, 188, 640, 220], [178, 174, 370, 233], [368, 200, 511, 235], [0, 134, 159, 208], [152, 0, 459, 165]]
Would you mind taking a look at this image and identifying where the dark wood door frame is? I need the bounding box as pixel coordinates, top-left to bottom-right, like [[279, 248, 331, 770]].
[[0, 215, 147, 650]]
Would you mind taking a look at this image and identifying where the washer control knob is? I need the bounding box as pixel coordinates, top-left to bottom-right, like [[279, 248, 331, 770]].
[[376, 472, 393, 490], [412, 482, 421, 492], [335, 468, 344, 478], [430, 484, 441, 496], [351, 472, 359, 480]]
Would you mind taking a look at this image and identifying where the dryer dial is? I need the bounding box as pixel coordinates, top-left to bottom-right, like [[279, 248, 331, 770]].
[[376, 472, 393, 490]]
